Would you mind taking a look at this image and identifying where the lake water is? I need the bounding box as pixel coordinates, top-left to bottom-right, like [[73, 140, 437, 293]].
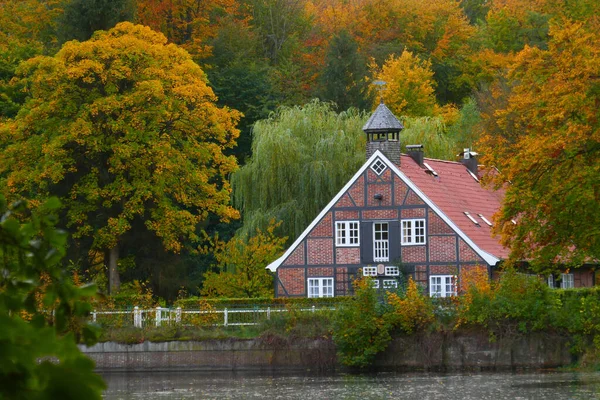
[[102, 370, 600, 399]]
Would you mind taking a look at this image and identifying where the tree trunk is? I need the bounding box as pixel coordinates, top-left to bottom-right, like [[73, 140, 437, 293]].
[[108, 245, 120, 294]]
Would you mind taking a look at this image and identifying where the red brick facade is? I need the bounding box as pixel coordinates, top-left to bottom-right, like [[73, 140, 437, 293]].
[[274, 159, 494, 298]]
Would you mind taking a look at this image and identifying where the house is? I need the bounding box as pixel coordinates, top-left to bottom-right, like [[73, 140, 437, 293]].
[[266, 102, 593, 297]]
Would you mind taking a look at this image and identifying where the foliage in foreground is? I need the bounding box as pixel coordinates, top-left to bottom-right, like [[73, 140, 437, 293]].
[[0, 196, 104, 399]]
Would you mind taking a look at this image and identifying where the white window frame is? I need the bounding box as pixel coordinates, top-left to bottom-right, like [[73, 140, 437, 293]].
[[561, 273, 574, 289], [370, 159, 387, 175], [547, 275, 555, 288], [385, 266, 400, 276], [373, 222, 389, 262], [335, 221, 360, 247], [429, 275, 456, 298], [401, 219, 426, 245], [307, 278, 334, 298], [362, 266, 377, 276], [383, 279, 398, 289]]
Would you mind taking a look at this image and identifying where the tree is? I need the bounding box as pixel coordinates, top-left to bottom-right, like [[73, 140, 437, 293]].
[[0, 196, 105, 399], [317, 30, 371, 112], [479, 20, 600, 270], [201, 220, 287, 298], [0, 23, 241, 294], [57, 0, 135, 43], [231, 100, 367, 241], [371, 50, 439, 117]]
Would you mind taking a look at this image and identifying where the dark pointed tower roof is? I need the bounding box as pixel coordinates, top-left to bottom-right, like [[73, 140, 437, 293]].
[[362, 101, 404, 133]]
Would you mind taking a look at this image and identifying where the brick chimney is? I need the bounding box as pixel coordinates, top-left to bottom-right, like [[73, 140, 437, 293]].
[[362, 101, 403, 166]]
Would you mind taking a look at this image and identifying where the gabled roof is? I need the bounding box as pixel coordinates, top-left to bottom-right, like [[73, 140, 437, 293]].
[[399, 154, 509, 260], [362, 102, 404, 133], [266, 150, 506, 272]]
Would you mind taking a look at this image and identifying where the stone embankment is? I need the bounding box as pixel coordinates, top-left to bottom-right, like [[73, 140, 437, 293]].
[[80, 331, 576, 372]]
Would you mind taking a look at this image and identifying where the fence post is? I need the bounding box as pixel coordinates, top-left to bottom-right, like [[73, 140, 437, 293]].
[[312, 305, 315, 313], [176, 307, 182, 324], [224, 308, 228, 327], [134, 306, 141, 328], [156, 306, 162, 327], [267, 307, 271, 320], [92, 310, 97, 323]]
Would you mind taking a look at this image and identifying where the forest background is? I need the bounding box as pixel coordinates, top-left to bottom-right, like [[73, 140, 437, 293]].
[[0, 0, 598, 301]]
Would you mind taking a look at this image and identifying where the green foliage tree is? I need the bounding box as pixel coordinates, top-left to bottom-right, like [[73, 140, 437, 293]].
[[0, 22, 241, 294], [231, 100, 366, 241], [57, 0, 135, 43], [0, 195, 105, 399], [201, 220, 287, 298], [317, 30, 371, 112]]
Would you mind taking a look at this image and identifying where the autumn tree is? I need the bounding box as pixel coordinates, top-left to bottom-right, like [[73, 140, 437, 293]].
[[231, 100, 366, 241], [0, 22, 240, 294], [371, 50, 439, 117], [201, 220, 287, 298], [479, 20, 600, 270]]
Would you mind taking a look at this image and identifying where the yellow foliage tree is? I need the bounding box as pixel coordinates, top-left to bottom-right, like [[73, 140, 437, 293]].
[[387, 278, 435, 334], [371, 50, 438, 117], [0, 22, 241, 294]]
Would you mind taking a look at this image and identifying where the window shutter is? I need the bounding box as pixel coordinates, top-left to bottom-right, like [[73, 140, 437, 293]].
[[389, 220, 400, 263], [360, 221, 373, 264]]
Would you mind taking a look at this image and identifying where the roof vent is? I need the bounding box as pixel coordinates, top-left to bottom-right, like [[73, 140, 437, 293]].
[[459, 148, 479, 177], [464, 211, 480, 226], [477, 214, 493, 226], [423, 162, 438, 177]]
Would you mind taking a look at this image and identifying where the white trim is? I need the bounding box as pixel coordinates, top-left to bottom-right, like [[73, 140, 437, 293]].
[[401, 218, 426, 245], [307, 277, 334, 298], [383, 279, 398, 289], [561, 273, 574, 289], [429, 275, 457, 297], [385, 266, 400, 276], [363, 266, 377, 276], [266, 150, 501, 272], [373, 222, 389, 262]]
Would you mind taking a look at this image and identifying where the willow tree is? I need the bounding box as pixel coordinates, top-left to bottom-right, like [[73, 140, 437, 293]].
[[0, 22, 240, 294], [231, 100, 367, 241]]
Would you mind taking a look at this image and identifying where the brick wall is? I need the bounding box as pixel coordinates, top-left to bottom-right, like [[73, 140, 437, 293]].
[[335, 210, 359, 220], [309, 212, 333, 237], [401, 246, 427, 263], [428, 210, 454, 234], [405, 190, 425, 205], [415, 265, 427, 285], [307, 267, 334, 277], [283, 245, 305, 266], [348, 176, 365, 207], [430, 265, 458, 275], [307, 238, 334, 265], [362, 209, 398, 220], [458, 239, 484, 262], [401, 208, 426, 218], [368, 183, 393, 206], [335, 193, 355, 208], [278, 268, 305, 295], [336, 247, 360, 264], [429, 236, 458, 262], [394, 176, 408, 206]]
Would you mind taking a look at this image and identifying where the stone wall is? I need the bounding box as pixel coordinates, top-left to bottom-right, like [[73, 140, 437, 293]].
[[81, 331, 577, 372]]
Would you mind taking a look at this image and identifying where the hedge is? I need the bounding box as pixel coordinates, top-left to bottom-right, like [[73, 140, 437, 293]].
[[174, 296, 347, 309]]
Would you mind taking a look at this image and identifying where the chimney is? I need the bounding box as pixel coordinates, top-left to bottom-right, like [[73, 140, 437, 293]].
[[406, 144, 424, 166], [363, 102, 403, 166], [460, 148, 478, 176]]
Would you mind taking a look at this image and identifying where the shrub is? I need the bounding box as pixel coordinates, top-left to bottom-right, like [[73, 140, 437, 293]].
[[387, 278, 435, 334]]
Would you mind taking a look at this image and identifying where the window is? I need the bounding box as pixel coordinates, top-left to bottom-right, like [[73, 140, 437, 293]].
[[383, 279, 398, 289], [362, 266, 377, 276], [308, 278, 334, 298], [373, 222, 389, 262], [547, 275, 555, 289], [429, 275, 456, 297], [401, 219, 426, 245], [385, 266, 400, 276], [370, 159, 387, 175], [561, 273, 574, 289], [335, 221, 359, 246]]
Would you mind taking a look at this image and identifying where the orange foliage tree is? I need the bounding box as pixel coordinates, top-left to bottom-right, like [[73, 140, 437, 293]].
[[479, 19, 600, 270]]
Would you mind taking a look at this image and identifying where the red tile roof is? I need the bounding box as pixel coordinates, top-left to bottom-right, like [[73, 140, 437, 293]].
[[399, 154, 510, 259]]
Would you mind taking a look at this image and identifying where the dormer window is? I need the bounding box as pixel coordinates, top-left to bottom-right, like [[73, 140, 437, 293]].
[[370, 159, 387, 175]]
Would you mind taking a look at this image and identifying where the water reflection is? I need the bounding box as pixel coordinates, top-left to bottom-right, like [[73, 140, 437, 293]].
[[102, 370, 600, 400]]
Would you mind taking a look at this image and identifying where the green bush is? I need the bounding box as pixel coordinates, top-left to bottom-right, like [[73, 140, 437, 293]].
[[174, 296, 345, 309]]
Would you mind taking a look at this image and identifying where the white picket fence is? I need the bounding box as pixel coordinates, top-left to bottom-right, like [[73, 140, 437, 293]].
[[91, 305, 328, 328]]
